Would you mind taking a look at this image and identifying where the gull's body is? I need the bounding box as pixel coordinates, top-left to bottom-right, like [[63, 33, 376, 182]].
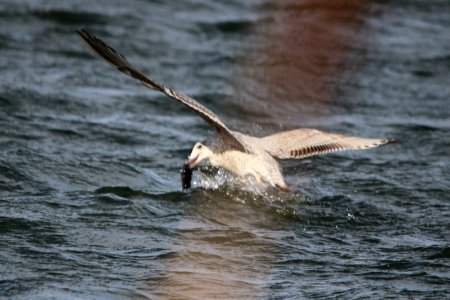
[[190, 141, 287, 189], [78, 29, 392, 191]]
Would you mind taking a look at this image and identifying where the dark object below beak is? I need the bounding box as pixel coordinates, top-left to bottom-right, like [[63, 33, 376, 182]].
[[181, 163, 193, 190]]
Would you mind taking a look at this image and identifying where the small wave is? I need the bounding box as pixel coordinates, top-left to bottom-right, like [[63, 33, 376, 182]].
[[0, 217, 42, 233], [197, 19, 254, 34], [95, 186, 150, 198], [94, 186, 189, 202], [33, 10, 108, 25], [427, 246, 450, 260]]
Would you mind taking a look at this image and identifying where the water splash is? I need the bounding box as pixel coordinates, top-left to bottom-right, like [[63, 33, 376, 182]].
[[190, 167, 305, 205]]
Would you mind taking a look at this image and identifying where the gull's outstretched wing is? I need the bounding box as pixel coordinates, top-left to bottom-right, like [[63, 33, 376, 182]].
[[77, 29, 247, 152], [257, 128, 393, 159]]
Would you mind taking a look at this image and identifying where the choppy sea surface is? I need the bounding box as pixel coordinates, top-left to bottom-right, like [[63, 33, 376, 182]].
[[1, 0, 449, 299]]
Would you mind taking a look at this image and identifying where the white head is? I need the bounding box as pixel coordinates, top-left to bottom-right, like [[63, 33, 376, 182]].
[[187, 142, 213, 168]]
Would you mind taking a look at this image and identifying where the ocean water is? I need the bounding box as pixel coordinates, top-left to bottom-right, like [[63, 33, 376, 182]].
[[0, 0, 449, 299]]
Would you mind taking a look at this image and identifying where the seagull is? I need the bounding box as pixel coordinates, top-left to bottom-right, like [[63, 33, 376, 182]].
[[77, 29, 393, 192]]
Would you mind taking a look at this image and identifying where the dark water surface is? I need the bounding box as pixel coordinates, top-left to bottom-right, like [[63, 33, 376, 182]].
[[1, 0, 449, 299]]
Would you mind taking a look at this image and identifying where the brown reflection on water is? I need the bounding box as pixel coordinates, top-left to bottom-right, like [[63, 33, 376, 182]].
[[141, 191, 286, 299], [144, 1, 370, 298], [235, 0, 370, 129]]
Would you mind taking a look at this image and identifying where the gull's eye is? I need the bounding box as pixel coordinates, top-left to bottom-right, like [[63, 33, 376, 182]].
[[197, 144, 202, 149]]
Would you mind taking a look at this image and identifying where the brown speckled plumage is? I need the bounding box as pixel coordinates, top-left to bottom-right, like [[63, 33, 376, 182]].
[[78, 29, 393, 191]]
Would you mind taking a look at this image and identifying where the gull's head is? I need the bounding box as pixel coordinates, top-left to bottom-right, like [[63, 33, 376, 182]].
[[187, 142, 213, 169]]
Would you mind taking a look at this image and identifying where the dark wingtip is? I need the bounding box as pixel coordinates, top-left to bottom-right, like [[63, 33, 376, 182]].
[[76, 29, 89, 43], [76, 28, 86, 36], [76, 29, 96, 42]]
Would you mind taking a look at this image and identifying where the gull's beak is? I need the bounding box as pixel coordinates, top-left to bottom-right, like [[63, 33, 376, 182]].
[[186, 154, 199, 169]]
